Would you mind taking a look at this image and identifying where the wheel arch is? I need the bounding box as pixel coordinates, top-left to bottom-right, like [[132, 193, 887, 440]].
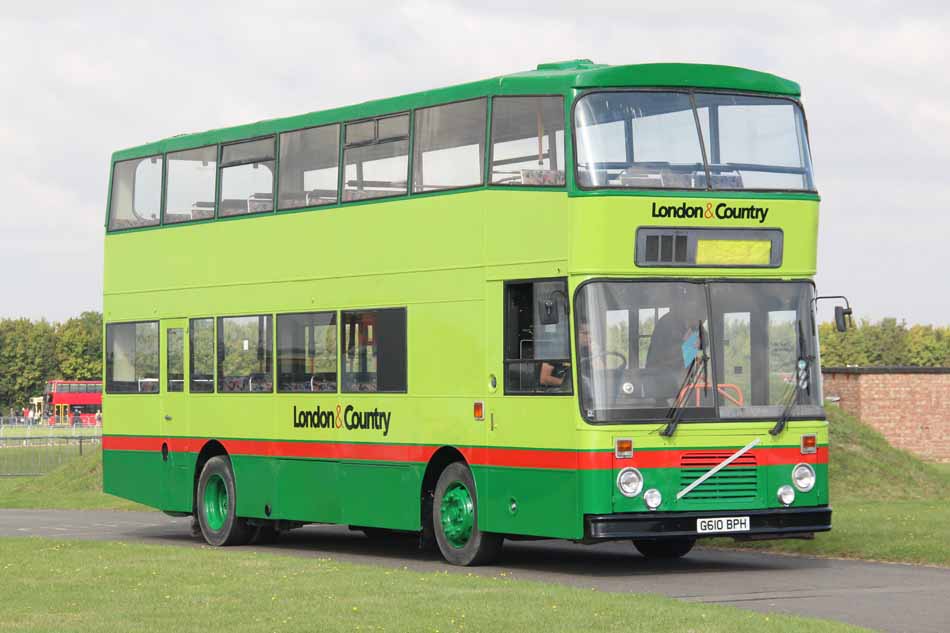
[[420, 446, 474, 529], [192, 439, 229, 512]]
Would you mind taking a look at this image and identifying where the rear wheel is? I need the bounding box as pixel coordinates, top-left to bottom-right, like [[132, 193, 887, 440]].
[[196, 456, 251, 546], [433, 462, 502, 566], [633, 537, 695, 559]]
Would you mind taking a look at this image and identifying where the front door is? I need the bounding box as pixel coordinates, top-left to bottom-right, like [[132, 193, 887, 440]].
[[161, 319, 191, 512]]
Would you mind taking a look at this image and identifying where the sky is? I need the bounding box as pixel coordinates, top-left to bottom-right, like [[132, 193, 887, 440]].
[[1, 1, 948, 325]]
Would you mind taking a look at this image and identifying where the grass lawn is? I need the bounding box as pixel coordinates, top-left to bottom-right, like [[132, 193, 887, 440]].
[[931, 462, 950, 476], [0, 537, 869, 633], [0, 448, 145, 511], [709, 405, 950, 565]]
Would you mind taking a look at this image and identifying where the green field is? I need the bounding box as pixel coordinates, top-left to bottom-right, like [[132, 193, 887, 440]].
[[0, 448, 144, 511], [0, 537, 868, 633], [710, 405, 950, 565]]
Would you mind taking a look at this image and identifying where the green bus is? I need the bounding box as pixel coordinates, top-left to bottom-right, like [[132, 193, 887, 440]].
[[102, 60, 842, 566]]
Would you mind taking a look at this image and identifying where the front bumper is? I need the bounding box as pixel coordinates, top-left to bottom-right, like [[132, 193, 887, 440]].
[[584, 506, 831, 541]]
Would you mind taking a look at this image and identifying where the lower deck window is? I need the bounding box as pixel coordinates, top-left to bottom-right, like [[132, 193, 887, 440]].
[[277, 312, 337, 392], [217, 315, 273, 393], [105, 321, 159, 393], [189, 318, 215, 393], [342, 309, 406, 392]]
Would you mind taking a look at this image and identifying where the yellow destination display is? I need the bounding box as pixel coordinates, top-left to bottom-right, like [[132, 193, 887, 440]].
[[696, 239, 772, 265]]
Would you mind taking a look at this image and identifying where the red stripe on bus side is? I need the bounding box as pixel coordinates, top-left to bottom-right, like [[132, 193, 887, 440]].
[[103, 436, 826, 469]]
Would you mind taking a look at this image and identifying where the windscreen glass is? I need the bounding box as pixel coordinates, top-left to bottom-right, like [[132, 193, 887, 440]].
[[709, 282, 821, 419], [575, 281, 822, 422], [574, 91, 815, 191], [574, 282, 712, 422]]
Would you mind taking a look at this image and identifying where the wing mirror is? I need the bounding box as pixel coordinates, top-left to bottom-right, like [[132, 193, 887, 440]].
[[834, 305, 853, 332], [815, 295, 854, 332]]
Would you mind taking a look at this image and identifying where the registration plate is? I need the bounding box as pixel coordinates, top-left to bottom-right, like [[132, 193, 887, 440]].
[[696, 516, 750, 534]]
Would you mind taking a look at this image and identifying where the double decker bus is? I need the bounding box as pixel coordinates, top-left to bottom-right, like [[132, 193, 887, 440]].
[[102, 60, 845, 565], [43, 380, 102, 425]]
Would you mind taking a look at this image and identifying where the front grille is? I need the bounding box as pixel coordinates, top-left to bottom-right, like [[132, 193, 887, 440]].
[[679, 451, 758, 501]]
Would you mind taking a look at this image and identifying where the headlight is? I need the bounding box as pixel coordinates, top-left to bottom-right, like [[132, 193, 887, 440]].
[[616, 467, 643, 497], [643, 488, 662, 510], [792, 463, 816, 492], [777, 485, 795, 506]]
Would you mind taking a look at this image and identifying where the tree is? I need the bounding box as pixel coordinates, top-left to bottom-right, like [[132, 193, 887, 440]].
[[55, 311, 102, 380], [0, 318, 58, 411]]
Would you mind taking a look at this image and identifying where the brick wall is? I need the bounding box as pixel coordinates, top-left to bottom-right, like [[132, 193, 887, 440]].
[[822, 368, 950, 462]]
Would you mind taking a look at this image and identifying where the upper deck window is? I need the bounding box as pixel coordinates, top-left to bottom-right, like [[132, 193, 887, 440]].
[[413, 99, 487, 193], [218, 137, 275, 217], [108, 156, 163, 231], [574, 91, 815, 192], [343, 114, 409, 202], [491, 96, 565, 187], [278, 124, 340, 210], [165, 145, 217, 224], [693, 93, 815, 190]]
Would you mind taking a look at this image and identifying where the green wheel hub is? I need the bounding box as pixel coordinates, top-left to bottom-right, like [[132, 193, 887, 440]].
[[440, 481, 474, 549], [203, 474, 228, 532]]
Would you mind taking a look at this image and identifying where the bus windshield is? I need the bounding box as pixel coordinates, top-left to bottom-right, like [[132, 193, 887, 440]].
[[574, 91, 815, 191], [574, 280, 822, 423]]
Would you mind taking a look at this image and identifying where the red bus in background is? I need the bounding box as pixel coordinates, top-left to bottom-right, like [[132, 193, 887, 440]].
[[43, 380, 102, 426]]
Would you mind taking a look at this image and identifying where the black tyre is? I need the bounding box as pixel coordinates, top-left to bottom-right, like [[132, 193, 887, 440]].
[[433, 462, 502, 566], [196, 455, 252, 546], [633, 537, 695, 559]]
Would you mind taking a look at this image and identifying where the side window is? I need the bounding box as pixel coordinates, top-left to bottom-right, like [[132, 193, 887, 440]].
[[342, 308, 406, 393], [278, 124, 340, 210], [504, 279, 571, 394], [105, 322, 159, 393], [490, 96, 565, 187], [189, 318, 215, 393], [108, 156, 163, 230], [167, 327, 184, 392], [277, 312, 337, 392], [165, 145, 217, 224], [218, 137, 275, 217], [343, 114, 409, 201], [413, 99, 487, 192], [217, 315, 273, 393]]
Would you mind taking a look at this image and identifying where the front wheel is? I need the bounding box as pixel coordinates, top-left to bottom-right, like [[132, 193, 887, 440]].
[[633, 537, 695, 559], [433, 462, 502, 566], [196, 455, 251, 546]]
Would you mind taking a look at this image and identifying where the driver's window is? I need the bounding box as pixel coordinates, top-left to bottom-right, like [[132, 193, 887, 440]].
[[504, 279, 572, 395]]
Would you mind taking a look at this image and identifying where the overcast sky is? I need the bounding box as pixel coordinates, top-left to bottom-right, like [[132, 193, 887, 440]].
[[1, 1, 947, 324]]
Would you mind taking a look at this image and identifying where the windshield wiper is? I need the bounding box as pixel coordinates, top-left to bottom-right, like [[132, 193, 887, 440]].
[[660, 321, 708, 438], [770, 319, 812, 436]]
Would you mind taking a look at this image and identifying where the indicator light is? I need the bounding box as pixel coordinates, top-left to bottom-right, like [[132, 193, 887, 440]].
[[801, 434, 817, 454], [473, 401, 484, 421], [615, 438, 633, 459]]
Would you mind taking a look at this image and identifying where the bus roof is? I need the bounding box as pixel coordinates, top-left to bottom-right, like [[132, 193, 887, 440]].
[[111, 61, 800, 162]]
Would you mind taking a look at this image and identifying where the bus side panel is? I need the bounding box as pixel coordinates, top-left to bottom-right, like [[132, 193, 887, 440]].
[[231, 455, 276, 519], [339, 462, 419, 531], [165, 450, 197, 513], [477, 466, 580, 539], [102, 450, 164, 509], [273, 458, 341, 524]]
